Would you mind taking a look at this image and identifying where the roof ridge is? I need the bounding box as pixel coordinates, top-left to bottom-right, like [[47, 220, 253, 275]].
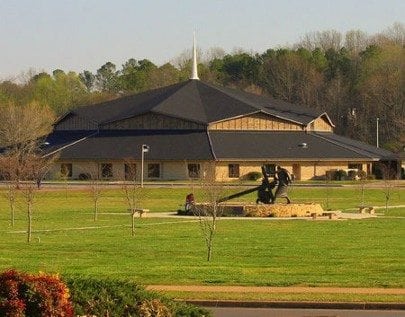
[[199, 81, 321, 125], [152, 80, 208, 123], [114, 81, 190, 123], [200, 81, 259, 112], [206, 130, 217, 160]]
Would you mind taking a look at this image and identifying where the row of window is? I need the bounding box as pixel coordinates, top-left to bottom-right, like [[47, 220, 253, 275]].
[[60, 163, 204, 179], [60, 163, 363, 180]]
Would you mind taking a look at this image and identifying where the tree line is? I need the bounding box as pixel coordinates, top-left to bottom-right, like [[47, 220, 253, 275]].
[[0, 23, 403, 151]]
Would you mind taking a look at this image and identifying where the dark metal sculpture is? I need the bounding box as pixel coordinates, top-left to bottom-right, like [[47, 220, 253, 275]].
[[273, 165, 292, 204], [182, 166, 293, 214], [217, 166, 276, 204]]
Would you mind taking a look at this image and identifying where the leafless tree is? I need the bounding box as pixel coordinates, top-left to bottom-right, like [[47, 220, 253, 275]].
[[59, 164, 70, 200], [379, 163, 397, 213], [345, 30, 369, 55], [0, 154, 18, 226], [193, 164, 228, 261], [324, 168, 333, 210], [18, 153, 56, 242], [357, 170, 368, 207], [0, 101, 55, 240], [84, 164, 103, 222], [121, 158, 144, 236], [298, 30, 342, 52]]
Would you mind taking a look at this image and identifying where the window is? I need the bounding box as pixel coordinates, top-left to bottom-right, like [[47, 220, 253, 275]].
[[348, 163, 362, 170], [148, 163, 160, 178], [124, 163, 137, 181], [263, 164, 276, 176], [60, 163, 72, 178], [188, 163, 200, 178], [228, 164, 240, 178], [101, 163, 113, 179]]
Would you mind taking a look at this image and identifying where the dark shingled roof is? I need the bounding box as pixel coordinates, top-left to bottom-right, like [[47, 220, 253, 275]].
[[209, 131, 396, 161], [44, 129, 395, 162], [45, 130, 214, 161], [67, 80, 327, 126], [46, 79, 395, 163]]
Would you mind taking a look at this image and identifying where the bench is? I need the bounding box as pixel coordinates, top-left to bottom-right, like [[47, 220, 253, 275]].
[[357, 205, 375, 214], [322, 212, 338, 219], [128, 208, 149, 218]]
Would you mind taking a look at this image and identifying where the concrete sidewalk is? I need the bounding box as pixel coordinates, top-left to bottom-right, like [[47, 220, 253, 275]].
[[147, 285, 405, 310], [146, 285, 405, 295]]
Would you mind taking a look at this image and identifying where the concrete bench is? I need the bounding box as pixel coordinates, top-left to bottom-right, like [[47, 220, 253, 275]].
[[322, 212, 338, 219], [357, 205, 375, 214], [128, 208, 149, 218]]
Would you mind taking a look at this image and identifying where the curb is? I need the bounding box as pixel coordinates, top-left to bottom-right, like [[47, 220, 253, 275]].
[[185, 300, 405, 311]]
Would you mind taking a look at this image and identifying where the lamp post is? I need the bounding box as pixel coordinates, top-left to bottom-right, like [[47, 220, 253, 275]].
[[376, 117, 379, 148], [141, 144, 149, 188]]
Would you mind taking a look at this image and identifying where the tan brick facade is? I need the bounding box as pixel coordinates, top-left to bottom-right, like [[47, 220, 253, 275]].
[[49, 160, 368, 182]]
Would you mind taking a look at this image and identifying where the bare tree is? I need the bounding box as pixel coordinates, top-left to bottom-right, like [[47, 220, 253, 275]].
[[298, 30, 342, 52], [0, 102, 54, 150], [193, 164, 227, 261], [0, 154, 18, 226], [84, 164, 103, 222], [121, 158, 144, 236], [345, 29, 369, 55], [379, 163, 397, 213], [0, 101, 55, 240], [59, 164, 70, 200], [324, 168, 333, 210], [357, 170, 368, 207], [19, 153, 56, 242]]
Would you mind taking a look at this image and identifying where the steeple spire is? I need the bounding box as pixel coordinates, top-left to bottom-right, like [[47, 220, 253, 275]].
[[190, 32, 199, 80]]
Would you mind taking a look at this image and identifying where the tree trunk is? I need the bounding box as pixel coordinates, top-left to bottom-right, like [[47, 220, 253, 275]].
[[27, 201, 32, 243], [94, 199, 98, 221], [207, 241, 212, 262], [131, 210, 136, 237], [10, 202, 15, 227]]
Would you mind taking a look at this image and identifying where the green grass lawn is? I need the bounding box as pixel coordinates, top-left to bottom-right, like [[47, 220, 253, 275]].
[[7, 183, 403, 213], [0, 185, 404, 291]]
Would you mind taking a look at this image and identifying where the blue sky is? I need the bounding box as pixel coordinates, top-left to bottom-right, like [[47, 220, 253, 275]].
[[0, 0, 404, 79]]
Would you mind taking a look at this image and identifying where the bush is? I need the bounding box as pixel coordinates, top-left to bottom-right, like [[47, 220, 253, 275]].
[[66, 277, 210, 317], [245, 171, 262, 181], [333, 169, 347, 181], [0, 271, 209, 317], [0, 269, 74, 317]]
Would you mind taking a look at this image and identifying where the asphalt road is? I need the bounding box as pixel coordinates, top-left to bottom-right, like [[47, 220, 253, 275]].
[[208, 307, 405, 317]]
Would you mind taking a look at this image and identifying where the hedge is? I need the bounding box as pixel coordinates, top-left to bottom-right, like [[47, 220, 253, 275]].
[[0, 270, 210, 317]]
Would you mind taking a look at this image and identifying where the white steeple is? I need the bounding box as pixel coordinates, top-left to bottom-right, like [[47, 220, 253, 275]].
[[190, 32, 199, 80]]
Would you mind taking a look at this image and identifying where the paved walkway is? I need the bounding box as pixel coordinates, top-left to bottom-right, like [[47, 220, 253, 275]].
[[146, 285, 405, 295], [141, 211, 379, 220]]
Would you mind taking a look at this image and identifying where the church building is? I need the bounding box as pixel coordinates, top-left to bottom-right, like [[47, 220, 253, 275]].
[[45, 39, 396, 181]]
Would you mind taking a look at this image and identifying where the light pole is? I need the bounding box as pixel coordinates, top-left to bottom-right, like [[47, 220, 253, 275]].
[[141, 144, 149, 188], [376, 117, 379, 148]]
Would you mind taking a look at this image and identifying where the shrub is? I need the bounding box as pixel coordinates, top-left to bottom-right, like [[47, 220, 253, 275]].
[[0, 269, 74, 317], [66, 277, 210, 317], [333, 170, 347, 181], [245, 171, 262, 181]]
